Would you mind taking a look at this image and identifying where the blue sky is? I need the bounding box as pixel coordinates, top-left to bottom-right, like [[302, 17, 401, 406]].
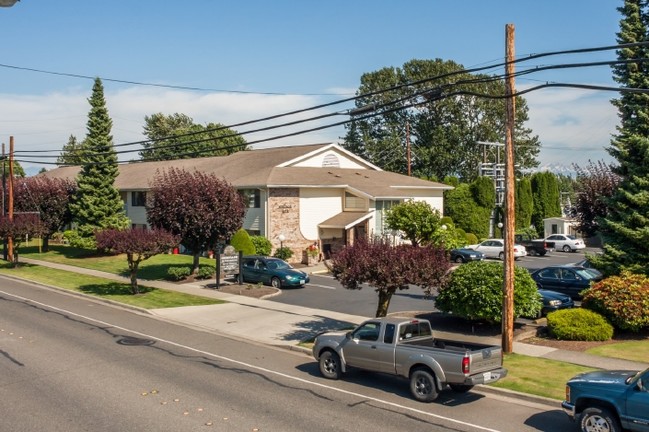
[[0, 1, 624, 173]]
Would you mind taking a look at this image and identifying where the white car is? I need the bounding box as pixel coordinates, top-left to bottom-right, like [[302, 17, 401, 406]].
[[544, 234, 586, 252], [467, 239, 527, 260]]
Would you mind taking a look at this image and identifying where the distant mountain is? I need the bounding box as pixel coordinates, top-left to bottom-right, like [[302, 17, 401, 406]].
[[524, 163, 577, 177]]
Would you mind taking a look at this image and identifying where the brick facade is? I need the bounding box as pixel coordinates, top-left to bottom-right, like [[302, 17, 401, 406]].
[[268, 188, 315, 263]]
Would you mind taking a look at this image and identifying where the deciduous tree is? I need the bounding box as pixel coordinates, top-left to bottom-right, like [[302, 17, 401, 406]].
[[147, 167, 245, 274], [139, 113, 247, 161], [572, 160, 620, 238], [330, 238, 450, 317], [343, 59, 540, 181], [0, 213, 45, 265], [96, 228, 179, 294], [385, 200, 441, 247], [14, 176, 77, 251]]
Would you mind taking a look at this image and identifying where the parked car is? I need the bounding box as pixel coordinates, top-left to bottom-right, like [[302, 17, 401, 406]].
[[530, 265, 603, 299], [562, 367, 649, 432], [312, 317, 507, 402], [466, 239, 527, 260], [241, 256, 309, 288], [514, 233, 555, 256], [449, 248, 485, 263], [544, 234, 586, 252], [537, 289, 575, 317], [568, 258, 603, 278]]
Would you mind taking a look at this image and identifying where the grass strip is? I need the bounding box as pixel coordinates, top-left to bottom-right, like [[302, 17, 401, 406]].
[[0, 263, 223, 309], [490, 353, 597, 400], [586, 341, 649, 364]]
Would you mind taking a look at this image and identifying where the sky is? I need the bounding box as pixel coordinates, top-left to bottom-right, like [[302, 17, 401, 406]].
[[0, 0, 625, 175]]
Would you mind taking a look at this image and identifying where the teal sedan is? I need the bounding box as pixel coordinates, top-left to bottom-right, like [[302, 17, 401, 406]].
[[241, 256, 309, 288]]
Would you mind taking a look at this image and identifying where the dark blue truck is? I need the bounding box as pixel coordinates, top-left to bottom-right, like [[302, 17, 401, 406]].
[[562, 367, 649, 432]]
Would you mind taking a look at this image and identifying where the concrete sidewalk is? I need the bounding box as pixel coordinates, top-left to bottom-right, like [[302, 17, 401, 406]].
[[18, 257, 649, 372]]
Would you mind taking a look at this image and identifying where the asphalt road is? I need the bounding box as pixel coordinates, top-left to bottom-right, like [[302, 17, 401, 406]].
[[0, 276, 571, 432], [271, 249, 595, 316]]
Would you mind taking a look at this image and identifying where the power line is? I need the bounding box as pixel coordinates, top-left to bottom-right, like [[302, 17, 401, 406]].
[[10, 41, 649, 165]]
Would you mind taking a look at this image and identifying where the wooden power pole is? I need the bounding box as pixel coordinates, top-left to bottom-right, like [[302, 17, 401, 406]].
[[502, 24, 516, 353], [406, 121, 411, 176], [7, 136, 14, 263]]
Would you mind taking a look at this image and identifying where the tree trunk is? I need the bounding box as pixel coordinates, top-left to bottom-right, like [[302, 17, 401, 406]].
[[375, 288, 395, 317], [42, 235, 50, 253], [128, 255, 140, 294], [192, 252, 200, 275], [130, 268, 140, 295]]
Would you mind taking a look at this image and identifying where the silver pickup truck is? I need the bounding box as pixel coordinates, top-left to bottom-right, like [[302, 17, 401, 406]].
[[312, 317, 507, 402]]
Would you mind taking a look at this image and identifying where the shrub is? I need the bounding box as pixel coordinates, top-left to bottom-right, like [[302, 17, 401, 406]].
[[167, 266, 191, 281], [250, 235, 272, 256], [63, 229, 96, 250], [435, 261, 541, 322], [465, 232, 478, 245], [581, 272, 649, 332], [196, 265, 216, 280], [515, 226, 538, 239], [229, 228, 255, 255], [547, 308, 613, 341], [273, 246, 293, 261]]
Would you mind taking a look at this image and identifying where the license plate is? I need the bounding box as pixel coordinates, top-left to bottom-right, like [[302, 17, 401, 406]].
[[300, 280, 305, 285], [484, 372, 500, 382]]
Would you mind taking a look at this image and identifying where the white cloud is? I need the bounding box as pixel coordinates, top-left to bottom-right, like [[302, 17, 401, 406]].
[[0, 87, 348, 174], [1, 82, 620, 175], [523, 85, 618, 166]]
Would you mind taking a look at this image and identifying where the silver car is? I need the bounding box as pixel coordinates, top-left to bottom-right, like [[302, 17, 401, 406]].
[[467, 239, 527, 260], [544, 234, 586, 252]]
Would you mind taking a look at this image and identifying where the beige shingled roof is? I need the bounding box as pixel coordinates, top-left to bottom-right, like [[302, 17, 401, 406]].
[[41, 143, 451, 197]]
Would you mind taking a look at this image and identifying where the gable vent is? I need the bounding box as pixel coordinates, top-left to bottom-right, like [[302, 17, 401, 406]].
[[322, 153, 340, 168]]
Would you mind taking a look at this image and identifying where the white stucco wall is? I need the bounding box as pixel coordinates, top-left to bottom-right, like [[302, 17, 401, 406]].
[[299, 188, 343, 239]]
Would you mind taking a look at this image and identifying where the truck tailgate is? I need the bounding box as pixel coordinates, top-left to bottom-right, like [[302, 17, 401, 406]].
[[468, 346, 503, 373]]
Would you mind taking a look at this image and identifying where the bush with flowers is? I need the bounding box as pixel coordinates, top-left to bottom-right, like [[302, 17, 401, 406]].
[[306, 243, 319, 258]]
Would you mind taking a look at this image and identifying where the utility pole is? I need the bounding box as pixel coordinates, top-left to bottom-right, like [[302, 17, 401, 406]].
[[2, 143, 5, 261], [502, 24, 516, 353], [406, 121, 411, 176], [7, 136, 14, 264]]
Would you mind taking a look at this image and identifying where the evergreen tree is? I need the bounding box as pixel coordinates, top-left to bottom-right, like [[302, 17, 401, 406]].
[[594, 0, 649, 275], [443, 179, 493, 239], [530, 172, 562, 235], [69, 78, 129, 236], [515, 177, 533, 231], [57, 134, 84, 165]]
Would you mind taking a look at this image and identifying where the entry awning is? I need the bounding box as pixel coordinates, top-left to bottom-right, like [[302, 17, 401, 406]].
[[318, 211, 373, 230]]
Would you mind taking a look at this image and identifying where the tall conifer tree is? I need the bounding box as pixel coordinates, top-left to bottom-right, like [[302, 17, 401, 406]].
[[69, 78, 128, 237], [594, 0, 649, 275]]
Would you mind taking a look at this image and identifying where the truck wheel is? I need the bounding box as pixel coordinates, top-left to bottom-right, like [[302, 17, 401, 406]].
[[539, 251, 547, 256], [580, 407, 621, 432], [318, 350, 342, 380], [449, 384, 474, 393], [410, 368, 438, 402]]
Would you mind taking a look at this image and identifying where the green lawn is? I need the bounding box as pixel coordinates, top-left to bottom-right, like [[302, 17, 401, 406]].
[[0, 262, 223, 309], [490, 353, 596, 400], [19, 244, 215, 280], [586, 340, 649, 364]]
